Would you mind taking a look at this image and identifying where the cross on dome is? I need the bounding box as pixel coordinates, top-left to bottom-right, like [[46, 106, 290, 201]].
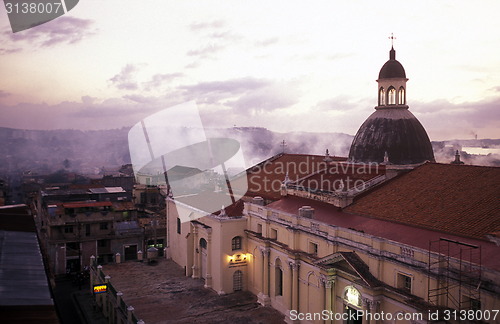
[[389, 33, 396, 47]]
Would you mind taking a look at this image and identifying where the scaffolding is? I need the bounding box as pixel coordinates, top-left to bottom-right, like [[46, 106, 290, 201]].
[[428, 238, 482, 311]]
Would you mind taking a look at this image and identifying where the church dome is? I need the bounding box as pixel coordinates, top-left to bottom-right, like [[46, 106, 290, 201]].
[[378, 47, 406, 79], [348, 109, 435, 164], [348, 45, 435, 165]]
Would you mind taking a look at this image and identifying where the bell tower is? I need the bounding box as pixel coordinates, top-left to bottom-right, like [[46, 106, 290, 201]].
[[376, 36, 409, 109]]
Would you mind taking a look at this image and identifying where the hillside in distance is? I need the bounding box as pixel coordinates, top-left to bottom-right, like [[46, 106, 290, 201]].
[[0, 126, 498, 177]]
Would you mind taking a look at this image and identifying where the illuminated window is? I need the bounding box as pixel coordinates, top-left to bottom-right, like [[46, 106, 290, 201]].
[[344, 286, 362, 307], [231, 236, 242, 251], [233, 270, 243, 291], [397, 273, 412, 292], [176, 218, 181, 234], [388, 87, 396, 105], [379, 88, 385, 106], [398, 87, 405, 104]]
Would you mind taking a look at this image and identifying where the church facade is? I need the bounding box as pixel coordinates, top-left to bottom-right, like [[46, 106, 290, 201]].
[[165, 47, 500, 323]]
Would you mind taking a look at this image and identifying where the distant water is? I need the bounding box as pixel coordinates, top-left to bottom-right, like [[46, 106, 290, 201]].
[[463, 147, 500, 155]]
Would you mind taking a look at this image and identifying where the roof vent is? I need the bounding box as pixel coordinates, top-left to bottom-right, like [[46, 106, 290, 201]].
[[252, 196, 265, 206], [299, 206, 314, 219]]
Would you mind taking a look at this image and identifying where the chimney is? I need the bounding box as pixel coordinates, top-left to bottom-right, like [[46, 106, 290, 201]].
[[298, 206, 314, 218], [252, 196, 265, 206]]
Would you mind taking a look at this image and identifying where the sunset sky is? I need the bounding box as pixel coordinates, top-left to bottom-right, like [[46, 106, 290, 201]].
[[0, 0, 499, 140]]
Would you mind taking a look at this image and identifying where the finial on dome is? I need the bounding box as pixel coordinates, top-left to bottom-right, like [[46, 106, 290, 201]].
[[389, 33, 396, 60]]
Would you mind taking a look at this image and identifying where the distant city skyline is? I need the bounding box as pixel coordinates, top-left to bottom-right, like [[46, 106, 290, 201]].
[[1, 0, 499, 140]]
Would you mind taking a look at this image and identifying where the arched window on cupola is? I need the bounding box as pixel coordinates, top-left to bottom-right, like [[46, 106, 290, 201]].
[[398, 87, 405, 105], [388, 87, 396, 105], [379, 87, 385, 106]]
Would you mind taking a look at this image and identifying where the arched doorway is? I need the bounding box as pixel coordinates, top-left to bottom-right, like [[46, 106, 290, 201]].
[[343, 286, 362, 324], [199, 238, 207, 280], [233, 270, 243, 291]]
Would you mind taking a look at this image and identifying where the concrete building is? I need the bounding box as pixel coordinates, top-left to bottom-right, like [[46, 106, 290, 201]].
[[38, 199, 144, 275], [133, 184, 167, 257], [165, 46, 500, 323]]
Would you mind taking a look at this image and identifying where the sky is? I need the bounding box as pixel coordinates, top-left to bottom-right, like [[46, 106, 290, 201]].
[[0, 0, 499, 141]]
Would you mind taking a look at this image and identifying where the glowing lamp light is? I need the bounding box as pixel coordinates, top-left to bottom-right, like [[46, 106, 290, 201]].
[[344, 286, 361, 307], [93, 284, 108, 294], [227, 253, 250, 264]]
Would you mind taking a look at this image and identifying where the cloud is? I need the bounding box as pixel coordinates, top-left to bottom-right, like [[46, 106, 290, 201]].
[[109, 64, 141, 90], [0, 96, 172, 130], [81, 96, 97, 105], [313, 96, 370, 112], [178, 77, 273, 108], [179, 77, 270, 97], [123, 94, 161, 105], [6, 16, 95, 47], [208, 31, 241, 41], [326, 53, 353, 61], [227, 86, 298, 115], [177, 77, 300, 121], [186, 19, 241, 60], [412, 96, 500, 139], [0, 47, 22, 55], [255, 37, 279, 47], [0, 90, 11, 98], [142, 73, 183, 91], [110, 67, 183, 92], [189, 20, 225, 31], [186, 43, 225, 58]]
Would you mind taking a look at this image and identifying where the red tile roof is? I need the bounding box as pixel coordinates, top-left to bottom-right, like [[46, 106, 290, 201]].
[[241, 153, 347, 200], [345, 163, 500, 241], [267, 195, 500, 271]]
